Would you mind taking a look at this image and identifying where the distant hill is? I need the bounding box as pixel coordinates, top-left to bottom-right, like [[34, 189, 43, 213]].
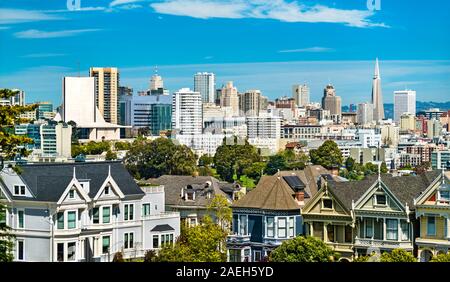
[[343, 101, 450, 120]]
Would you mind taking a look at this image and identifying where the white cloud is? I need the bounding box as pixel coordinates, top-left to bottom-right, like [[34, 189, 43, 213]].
[[150, 0, 388, 28], [0, 26, 10, 30], [0, 8, 64, 24], [14, 29, 102, 39], [278, 47, 334, 53], [21, 53, 67, 58], [110, 0, 144, 7]]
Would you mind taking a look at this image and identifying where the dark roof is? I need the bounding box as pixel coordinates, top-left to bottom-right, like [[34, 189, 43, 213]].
[[232, 175, 301, 211], [147, 175, 229, 207], [328, 170, 441, 210], [14, 161, 143, 202], [151, 224, 175, 232]]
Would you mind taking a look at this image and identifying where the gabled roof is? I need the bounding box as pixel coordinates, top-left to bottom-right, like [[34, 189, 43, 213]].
[[151, 224, 175, 232], [232, 176, 300, 211], [328, 170, 441, 210], [12, 161, 143, 202]]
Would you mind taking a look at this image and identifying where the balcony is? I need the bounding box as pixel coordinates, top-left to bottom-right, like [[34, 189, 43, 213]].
[[354, 237, 413, 250], [142, 211, 180, 220], [141, 185, 164, 194], [227, 233, 251, 244], [326, 241, 354, 252]]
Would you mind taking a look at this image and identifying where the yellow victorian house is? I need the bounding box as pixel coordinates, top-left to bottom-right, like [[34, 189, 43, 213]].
[[414, 171, 450, 261], [301, 177, 355, 261]]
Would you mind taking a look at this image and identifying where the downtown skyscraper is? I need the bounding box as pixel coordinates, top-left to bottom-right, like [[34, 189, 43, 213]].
[[89, 67, 119, 124], [194, 72, 215, 104], [371, 58, 385, 121]]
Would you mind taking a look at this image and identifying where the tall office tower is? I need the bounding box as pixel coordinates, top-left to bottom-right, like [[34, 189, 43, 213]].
[[150, 70, 164, 91], [130, 95, 172, 135], [292, 84, 310, 107], [357, 102, 374, 125], [220, 81, 240, 117], [89, 67, 119, 124], [240, 89, 263, 116], [394, 90, 416, 122], [194, 72, 215, 104], [371, 58, 385, 121], [321, 84, 342, 121], [172, 88, 202, 136]]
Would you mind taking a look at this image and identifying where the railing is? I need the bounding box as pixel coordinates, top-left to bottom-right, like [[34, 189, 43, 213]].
[[326, 241, 353, 251], [141, 185, 164, 194], [354, 238, 413, 249], [142, 211, 179, 220], [227, 233, 251, 244]]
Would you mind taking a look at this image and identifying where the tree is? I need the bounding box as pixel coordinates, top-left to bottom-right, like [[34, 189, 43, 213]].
[[143, 250, 157, 262], [380, 162, 389, 173], [67, 120, 80, 144], [345, 157, 356, 172], [430, 253, 450, 262], [112, 251, 124, 262], [270, 236, 338, 262], [124, 138, 197, 179], [198, 154, 213, 167], [156, 216, 227, 262], [265, 154, 288, 175], [414, 161, 431, 174], [0, 88, 38, 159], [309, 140, 343, 170], [207, 195, 232, 230], [0, 204, 14, 262], [214, 137, 261, 182], [105, 150, 117, 160], [379, 249, 416, 262], [114, 141, 132, 151], [243, 162, 266, 183]]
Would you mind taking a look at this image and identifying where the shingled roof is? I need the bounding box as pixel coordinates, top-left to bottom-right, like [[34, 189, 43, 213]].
[[8, 161, 144, 202], [232, 175, 300, 211], [328, 170, 441, 210]]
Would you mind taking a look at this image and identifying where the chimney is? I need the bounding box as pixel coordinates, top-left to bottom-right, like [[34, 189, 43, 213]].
[[294, 185, 305, 205], [330, 166, 339, 176]]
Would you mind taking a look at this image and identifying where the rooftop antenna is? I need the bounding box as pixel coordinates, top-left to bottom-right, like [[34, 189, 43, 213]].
[[73, 166, 77, 179]]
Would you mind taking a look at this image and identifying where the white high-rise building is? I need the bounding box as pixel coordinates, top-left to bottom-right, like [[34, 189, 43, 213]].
[[292, 84, 309, 107], [357, 103, 374, 125], [194, 72, 215, 104], [246, 114, 281, 139], [172, 88, 202, 136], [394, 90, 416, 122]]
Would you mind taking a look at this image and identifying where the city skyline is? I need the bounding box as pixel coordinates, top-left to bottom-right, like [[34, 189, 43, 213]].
[[1, 0, 449, 105]]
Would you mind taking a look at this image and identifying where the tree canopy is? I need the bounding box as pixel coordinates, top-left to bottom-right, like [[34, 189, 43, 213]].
[[124, 137, 197, 179], [269, 236, 338, 262], [309, 140, 343, 169], [0, 204, 14, 262], [379, 249, 416, 262]]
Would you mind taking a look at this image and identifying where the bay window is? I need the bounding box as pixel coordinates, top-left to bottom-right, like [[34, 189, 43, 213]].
[[102, 206, 111, 224], [102, 236, 110, 254], [386, 219, 398, 240], [67, 242, 76, 261], [278, 217, 287, 238], [400, 220, 409, 241], [239, 215, 247, 235], [266, 217, 274, 238], [93, 208, 99, 224], [364, 218, 373, 238], [57, 212, 64, 229], [67, 211, 76, 229], [289, 217, 295, 237], [427, 216, 436, 236]]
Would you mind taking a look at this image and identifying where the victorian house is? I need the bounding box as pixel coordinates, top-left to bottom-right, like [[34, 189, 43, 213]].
[[0, 161, 180, 262], [414, 171, 450, 261]]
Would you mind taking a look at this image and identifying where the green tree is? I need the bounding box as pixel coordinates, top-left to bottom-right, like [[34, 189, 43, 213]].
[[430, 253, 450, 262], [67, 120, 80, 144], [243, 162, 266, 183], [114, 141, 132, 151], [270, 236, 338, 262], [156, 216, 227, 262], [198, 154, 213, 167], [0, 204, 14, 262], [380, 162, 389, 173], [265, 154, 288, 175], [143, 250, 157, 262], [379, 249, 416, 262], [207, 195, 232, 230], [309, 140, 343, 169], [345, 157, 356, 172], [112, 251, 125, 262], [0, 88, 38, 159], [214, 137, 261, 182], [105, 150, 117, 160], [124, 138, 197, 179]]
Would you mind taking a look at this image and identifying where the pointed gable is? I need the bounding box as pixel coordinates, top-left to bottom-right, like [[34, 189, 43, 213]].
[[415, 170, 449, 206]]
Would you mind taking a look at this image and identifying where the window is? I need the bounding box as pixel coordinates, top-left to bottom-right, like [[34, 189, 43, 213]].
[[57, 243, 64, 262], [67, 211, 76, 229], [375, 194, 387, 205], [67, 242, 76, 261], [345, 225, 353, 243], [14, 185, 26, 196], [289, 217, 295, 237], [124, 232, 134, 249], [124, 204, 134, 221], [386, 219, 398, 241], [229, 249, 241, 262], [254, 251, 262, 262], [323, 199, 333, 209], [102, 236, 110, 254], [104, 186, 110, 195], [189, 217, 197, 227], [400, 220, 409, 241], [0, 209, 6, 227], [153, 235, 159, 248], [365, 219, 373, 238], [92, 208, 99, 224], [18, 210, 24, 229], [239, 215, 247, 236], [278, 217, 287, 238], [17, 240, 24, 261], [186, 192, 194, 201], [427, 216, 436, 236], [142, 203, 151, 217], [68, 190, 75, 199], [266, 217, 275, 238], [439, 191, 450, 202], [102, 207, 111, 224], [57, 212, 64, 229]]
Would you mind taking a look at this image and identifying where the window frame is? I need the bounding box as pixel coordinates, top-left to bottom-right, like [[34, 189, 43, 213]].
[[17, 240, 24, 261], [102, 236, 111, 254], [124, 232, 134, 249], [67, 211, 77, 229], [238, 214, 248, 236], [322, 198, 333, 210], [375, 194, 387, 206], [277, 217, 287, 238], [427, 216, 436, 236], [67, 242, 76, 261], [102, 206, 111, 224], [124, 203, 134, 221], [386, 219, 398, 241], [266, 216, 275, 238], [142, 203, 151, 217], [288, 217, 295, 238], [17, 209, 25, 229], [57, 212, 65, 230]]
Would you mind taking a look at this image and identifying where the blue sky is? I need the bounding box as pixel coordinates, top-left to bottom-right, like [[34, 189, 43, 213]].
[[0, 0, 449, 106]]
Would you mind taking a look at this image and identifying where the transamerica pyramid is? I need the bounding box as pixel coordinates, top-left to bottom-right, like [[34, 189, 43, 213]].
[[371, 58, 385, 121]]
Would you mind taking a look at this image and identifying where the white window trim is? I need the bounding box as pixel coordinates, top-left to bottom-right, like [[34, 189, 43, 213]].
[[66, 210, 78, 230], [288, 216, 295, 238], [142, 203, 151, 217], [101, 205, 112, 224], [277, 217, 287, 239], [266, 216, 275, 238], [321, 198, 333, 210], [17, 209, 25, 229], [68, 189, 75, 200], [102, 235, 111, 254], [238, 214, 248, 236], [124, 232, 135, 249], [66, 241, 77, 262], [13, 184, 26, 196], [374, 193, 388, 207], [124, 203, 135, 221]]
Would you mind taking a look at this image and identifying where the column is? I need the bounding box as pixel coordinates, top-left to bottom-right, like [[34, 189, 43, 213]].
[[447, 218, 450, 239], [398, 219, 401, 242], [324, 223, 328, 242], [310, 222, 314, 236], [383, 218, 386, 241]]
